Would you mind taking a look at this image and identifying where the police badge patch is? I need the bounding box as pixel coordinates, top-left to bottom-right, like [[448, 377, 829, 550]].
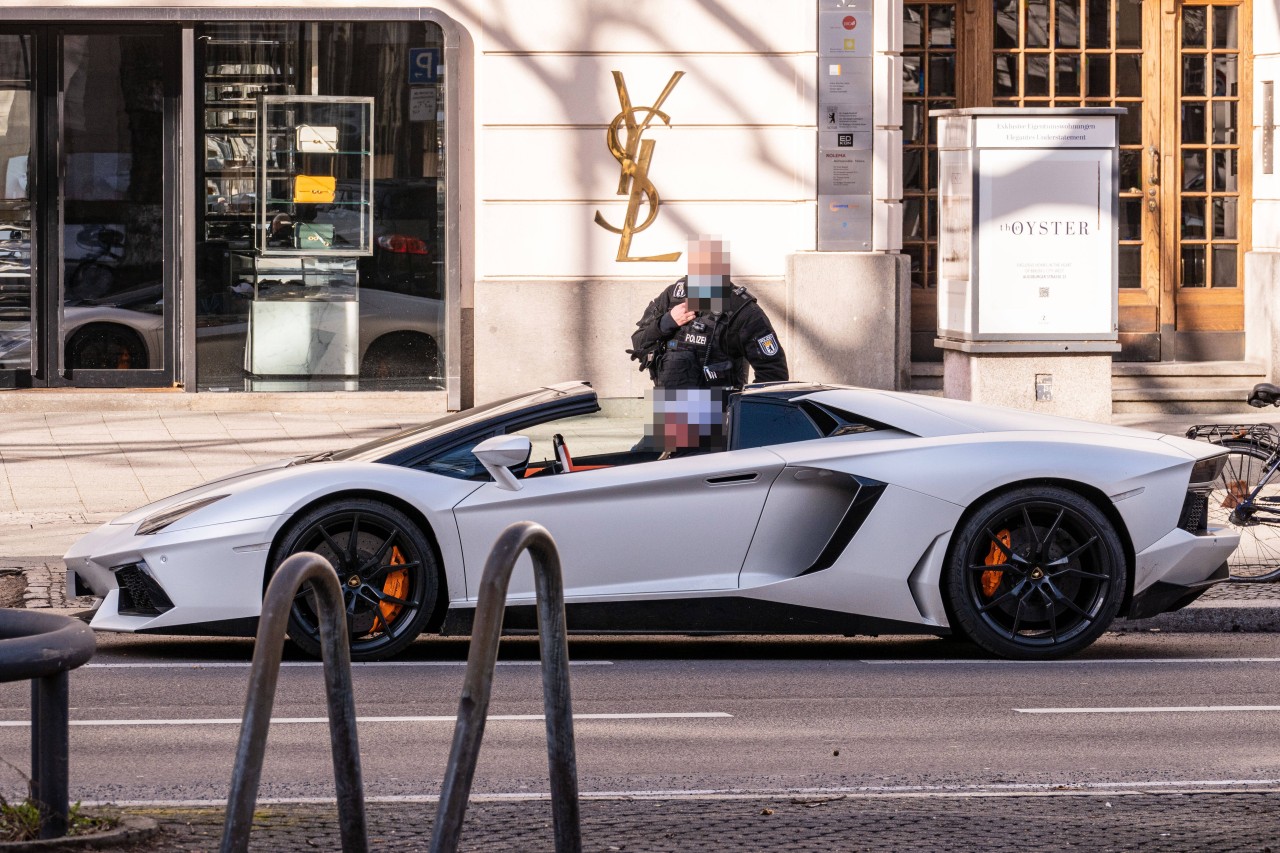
[[757, 333, 779, 356]]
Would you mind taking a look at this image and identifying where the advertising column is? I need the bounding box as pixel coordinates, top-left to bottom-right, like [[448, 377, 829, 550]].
[[933, 107, 1123, 422]]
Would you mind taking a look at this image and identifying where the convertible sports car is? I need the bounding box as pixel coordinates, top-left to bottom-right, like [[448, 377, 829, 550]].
[[65, 381, 1238, 661]]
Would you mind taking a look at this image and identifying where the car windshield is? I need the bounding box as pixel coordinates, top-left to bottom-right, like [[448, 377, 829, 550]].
[[330, 383, 594, 463]]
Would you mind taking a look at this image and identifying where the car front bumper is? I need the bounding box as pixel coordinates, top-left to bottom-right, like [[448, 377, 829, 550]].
[[63, 514, 284, 633]]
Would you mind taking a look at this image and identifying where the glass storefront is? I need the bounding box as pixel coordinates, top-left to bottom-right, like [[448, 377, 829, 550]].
[[196, 22, 447, 391], [0, 18, 448, 392]]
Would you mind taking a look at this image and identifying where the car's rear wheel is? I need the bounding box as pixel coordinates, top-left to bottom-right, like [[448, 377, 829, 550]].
[[272, 498, 438, 661], [944, 486, 1126, 660]]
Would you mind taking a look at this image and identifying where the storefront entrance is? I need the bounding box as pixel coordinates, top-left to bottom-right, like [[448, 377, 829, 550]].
[[0, 26, 178, 387], [904, 0, 1249, 362]]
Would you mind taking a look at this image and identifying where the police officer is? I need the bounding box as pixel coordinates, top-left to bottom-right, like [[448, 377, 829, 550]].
[[630, 236, 788, 389]]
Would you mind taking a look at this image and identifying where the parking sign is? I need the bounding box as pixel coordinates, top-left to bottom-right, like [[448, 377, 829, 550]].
[[408, 48, 439, 84]]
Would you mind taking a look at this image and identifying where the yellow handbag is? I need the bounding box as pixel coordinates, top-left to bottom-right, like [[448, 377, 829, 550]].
[[293, 175, 335, 204]]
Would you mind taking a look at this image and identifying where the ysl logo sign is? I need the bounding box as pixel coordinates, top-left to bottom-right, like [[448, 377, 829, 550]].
[[594, 70, 685, 262]]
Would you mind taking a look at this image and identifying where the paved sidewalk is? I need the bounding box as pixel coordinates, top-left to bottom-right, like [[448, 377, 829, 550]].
[[92, 791, 1280, 851]]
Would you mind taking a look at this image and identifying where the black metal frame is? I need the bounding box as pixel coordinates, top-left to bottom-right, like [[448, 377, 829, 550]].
[[0, 609, 96, 840], [221, 552, 366, 853], [431, 521, 581, 853]]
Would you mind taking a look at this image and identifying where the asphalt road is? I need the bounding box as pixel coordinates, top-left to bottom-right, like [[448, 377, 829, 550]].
[[2, 632, 1279, 806]]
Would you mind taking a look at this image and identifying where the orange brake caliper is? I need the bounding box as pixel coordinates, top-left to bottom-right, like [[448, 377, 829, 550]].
[[379, 546, 410, 626], [982, 529, 1011, 598]]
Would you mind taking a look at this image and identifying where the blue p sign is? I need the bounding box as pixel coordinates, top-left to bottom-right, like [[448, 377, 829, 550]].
[[409, 48, 439, 84]]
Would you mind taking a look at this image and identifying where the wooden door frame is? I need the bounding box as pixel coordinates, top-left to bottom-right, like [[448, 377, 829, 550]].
[[1158, 0, 1252, 361]]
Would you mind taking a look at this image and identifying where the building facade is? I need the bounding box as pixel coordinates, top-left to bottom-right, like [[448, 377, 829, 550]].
[[0, 1, 1269, 410]]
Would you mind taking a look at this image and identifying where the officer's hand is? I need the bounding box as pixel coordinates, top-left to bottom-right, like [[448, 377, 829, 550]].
[[669, 302, 696, 326]]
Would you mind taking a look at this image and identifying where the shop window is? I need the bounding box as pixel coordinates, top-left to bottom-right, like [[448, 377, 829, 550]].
[[195, 22, 446, 391]]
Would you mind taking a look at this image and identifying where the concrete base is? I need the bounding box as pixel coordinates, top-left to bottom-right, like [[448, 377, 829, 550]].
[[942, 350, 1113, 423], [472, 254, 910, 405], [784, 252, 911, 391]]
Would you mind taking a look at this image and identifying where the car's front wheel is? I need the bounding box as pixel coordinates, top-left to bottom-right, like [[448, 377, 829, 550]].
[[944, 486, 1126, 660], [272, 498, 438, 661]]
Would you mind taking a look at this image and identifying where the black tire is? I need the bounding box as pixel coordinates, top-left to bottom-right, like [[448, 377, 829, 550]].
[[1205, 440, 1280, 581], [65, 324, 148, 370], [944, 486, 1126, 660], [272, 498, 439, 661]]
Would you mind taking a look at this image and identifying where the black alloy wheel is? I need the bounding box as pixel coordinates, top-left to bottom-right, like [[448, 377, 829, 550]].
[[945, 486, 1126, 660], [273, 498, 439, 661]]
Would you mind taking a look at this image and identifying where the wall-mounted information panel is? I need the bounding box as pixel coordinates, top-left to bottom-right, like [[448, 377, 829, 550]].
[[256, 95, 374, 256], [933, 107, 1123, 344], [816, 0, 874, 250]]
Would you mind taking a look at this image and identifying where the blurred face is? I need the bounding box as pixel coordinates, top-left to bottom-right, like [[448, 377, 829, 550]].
[[646, 388, 727, 451], [686, 237, 731, 312]]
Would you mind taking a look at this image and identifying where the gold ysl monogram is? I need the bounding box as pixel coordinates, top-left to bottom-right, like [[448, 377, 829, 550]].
[[594, 70, 685, 262]]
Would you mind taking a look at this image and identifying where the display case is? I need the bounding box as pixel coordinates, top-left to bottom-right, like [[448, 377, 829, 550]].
[[232, 252, 359, 389], [257, 95, 375, 256], [200, 25, 299, 247]]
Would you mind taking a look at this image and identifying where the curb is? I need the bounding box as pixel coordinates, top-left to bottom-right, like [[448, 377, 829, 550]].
[[1117, 601, 1280, 633], [0, 816, 157, 852]]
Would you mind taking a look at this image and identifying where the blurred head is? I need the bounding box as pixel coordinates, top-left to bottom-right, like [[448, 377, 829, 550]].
[[645, 388, 727, 452], [686, 235, 731, 313]]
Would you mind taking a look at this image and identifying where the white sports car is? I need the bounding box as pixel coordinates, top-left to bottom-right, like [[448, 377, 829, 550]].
[[65, 381, 1238, 661]]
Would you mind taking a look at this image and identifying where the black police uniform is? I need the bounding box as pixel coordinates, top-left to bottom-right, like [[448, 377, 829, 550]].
[[630, 277, 789, 389]]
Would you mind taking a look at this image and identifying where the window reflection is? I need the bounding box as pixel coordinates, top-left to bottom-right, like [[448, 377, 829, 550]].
[[1182, 150, 1206, 191], [1183, 7, 1207, 48], [1213, 245, 1237, 286]]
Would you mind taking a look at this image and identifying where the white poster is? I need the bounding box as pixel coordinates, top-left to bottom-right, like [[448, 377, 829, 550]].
[[410, 87, 438, 122], [976, 148, 1114, 336]]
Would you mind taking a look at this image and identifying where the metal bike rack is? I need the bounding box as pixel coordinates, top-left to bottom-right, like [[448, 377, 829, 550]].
[[220, 523, 580, 853], [221, 552, 367, 853], [0, 609, 96, 839], [430, 521, 582, 853]]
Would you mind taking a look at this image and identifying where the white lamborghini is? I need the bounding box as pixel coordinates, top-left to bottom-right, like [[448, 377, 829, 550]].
[[65, 381, 1237, 661]]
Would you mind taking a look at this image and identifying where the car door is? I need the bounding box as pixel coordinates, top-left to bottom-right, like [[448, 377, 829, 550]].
[[452, 446, 787, 601]]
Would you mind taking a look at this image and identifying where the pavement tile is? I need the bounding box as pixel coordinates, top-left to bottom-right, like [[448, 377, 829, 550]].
[[103, 792, 1280, 852]]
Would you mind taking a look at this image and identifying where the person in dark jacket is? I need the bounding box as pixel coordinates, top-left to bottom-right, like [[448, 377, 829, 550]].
[[629, 236, 788, 389]]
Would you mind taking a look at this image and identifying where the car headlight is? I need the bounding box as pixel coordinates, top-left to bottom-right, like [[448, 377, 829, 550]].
[[1188, 453, 1227, 489], [136, 494, 229, 535]]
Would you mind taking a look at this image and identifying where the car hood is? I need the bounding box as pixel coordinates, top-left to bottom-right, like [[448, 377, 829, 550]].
[[107, 457, 298, 525]]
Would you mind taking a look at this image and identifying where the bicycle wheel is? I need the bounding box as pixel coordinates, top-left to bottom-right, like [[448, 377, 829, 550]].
[[1206, 440, 1280, 581]]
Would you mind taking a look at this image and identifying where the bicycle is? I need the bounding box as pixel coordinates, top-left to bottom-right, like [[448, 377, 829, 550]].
[[1186, 382, 1280, 582]]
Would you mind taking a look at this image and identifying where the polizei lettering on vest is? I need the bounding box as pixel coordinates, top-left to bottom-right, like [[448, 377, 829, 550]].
[[999, 220, 1091, 236]]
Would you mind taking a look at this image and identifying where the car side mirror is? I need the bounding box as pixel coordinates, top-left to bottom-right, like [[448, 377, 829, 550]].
[[473, 435, 532, 491]]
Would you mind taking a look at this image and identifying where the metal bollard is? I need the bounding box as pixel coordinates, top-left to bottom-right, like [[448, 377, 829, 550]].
[[430, 521, 582, 853], [0, 609, 96, 839], [221, 552, 367, 853]]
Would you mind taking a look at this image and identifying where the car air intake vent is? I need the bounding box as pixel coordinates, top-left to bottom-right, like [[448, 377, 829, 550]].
[[113, 563, 174, 616], [1179, 490, 1208, 534]]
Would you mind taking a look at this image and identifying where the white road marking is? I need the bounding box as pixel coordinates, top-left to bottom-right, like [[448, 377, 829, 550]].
[[86, 778, 1280, 808], [0, 712, 731, 728], [1016, 705, 1280, 714], [864, 658, 1280, 665], [84, 660, 612, 669]]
